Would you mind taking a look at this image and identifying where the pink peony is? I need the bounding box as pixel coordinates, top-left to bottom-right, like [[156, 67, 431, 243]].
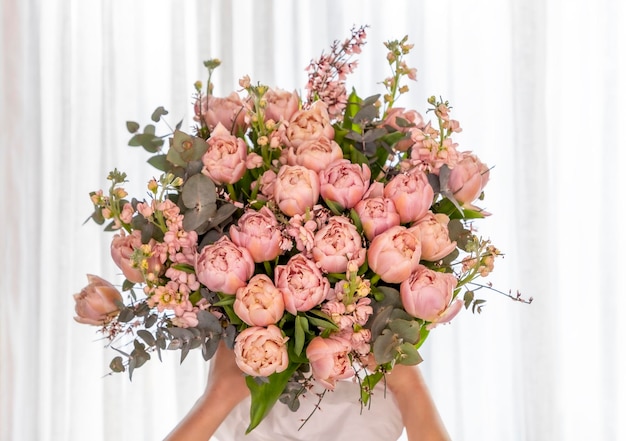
[[201, 122, 248, 185], [263, 88, 300, 123], [73, 274, 123, 326], [273, 165, 320, 217], [197, 92, 248, 134], [229, 206, 284, 263], [194, 236, 255, 295], [382, 107, 424, 152], [367, 225, 421, 283], [285, 136, 343, 173], [284, 101, 335, 148], [234, 325, 289, 377], [319, 159, 371, 210], [234, 274, 285, 327], [275, 254, 330, 314], [312, 216, 366, 274], [384, 169, 434, 224], [110, 230, 144, 283], [354, 196, 401, 241], [447, 151, 489, 206], [306, 335, 354, 390], [400, 264, 461, 329], [414, 212, 457, 261]]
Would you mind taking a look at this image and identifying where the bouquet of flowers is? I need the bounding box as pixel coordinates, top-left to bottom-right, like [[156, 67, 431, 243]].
[[73, 26, 529, 432]]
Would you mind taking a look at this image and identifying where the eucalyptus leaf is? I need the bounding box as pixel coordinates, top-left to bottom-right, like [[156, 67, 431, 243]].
[[224, 325, 236, 349], [151, 106, 169, 122], [147, 154, 171, 172], [388, 319, 422, 344], [182, 173, 217, 209], [126, 121, 140, 133], [109, 356, 125, 373], [144, 314, 158, 329], [397, 342, 423, 366], [372, 329, 398, 364], [196, 309, 223, 333], [202, 336, 220, 361], [137, 329, 156, 346], [118, 308, 134, 323]]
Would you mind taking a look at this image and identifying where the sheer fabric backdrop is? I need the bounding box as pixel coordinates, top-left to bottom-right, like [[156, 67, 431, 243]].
[[1, 0, 624, 440]]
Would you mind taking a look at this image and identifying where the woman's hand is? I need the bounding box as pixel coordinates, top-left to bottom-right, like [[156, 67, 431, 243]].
[[386, 364, 451, 441], [163, 341, 250, 441]]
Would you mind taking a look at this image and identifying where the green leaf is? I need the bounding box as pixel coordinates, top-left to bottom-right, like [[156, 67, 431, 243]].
[[294, 315, 306, 356], [109, 356, 125, 373], [397, 342, 423, 366], [137, 329, 156, 346], [167, 130, 209, 166], [151, 106, 169, 122], [360, 371, 383, 404], [126, 121, 140, 133], [147, 154, 171, 172], [246, 363, 300, 433], [388, 319, 422, 344]]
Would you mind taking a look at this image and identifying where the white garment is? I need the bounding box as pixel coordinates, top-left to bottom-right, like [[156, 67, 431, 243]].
[[214, 381, 404, 441]]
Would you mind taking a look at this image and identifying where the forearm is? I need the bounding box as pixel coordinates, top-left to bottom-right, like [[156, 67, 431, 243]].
[[163, 393, 234, 441], [389, 366, 451, 441]]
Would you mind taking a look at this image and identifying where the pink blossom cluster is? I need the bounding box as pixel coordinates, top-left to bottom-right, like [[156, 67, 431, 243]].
[[304, 25, 368, 119]]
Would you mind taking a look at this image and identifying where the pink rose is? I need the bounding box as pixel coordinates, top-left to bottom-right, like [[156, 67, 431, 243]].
[[285, 136, 343, 173], [354, 197, 401, 241], [384, 169, 434, 224], [201, 122, 248, 185], [273, 165, 320, 216], [197, 92, 248, 134], [256, 169, 277, 200], [275, 254, 330, 314], [447, 151, 490, 205], [312, 216, 366, 274], [263, 88, 299, 123], [367, 225, 421, 283], [319, 159, 371, 210], [234, 274, 285, 327], [234, 325, 289, 377], [414, 212, 457, 261], [73, 274, 123, 326], [400, 265, 461, 329], [229, 206, 284, 263], [285, 101, 335, 148], [195, 236, 255, 295], [306, 335, 354, 390], [382, 107, 424, 152], [110, 230, 145, 283]]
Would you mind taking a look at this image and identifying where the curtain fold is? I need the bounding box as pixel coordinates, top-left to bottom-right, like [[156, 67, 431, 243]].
[[2, 1, 625, 440]]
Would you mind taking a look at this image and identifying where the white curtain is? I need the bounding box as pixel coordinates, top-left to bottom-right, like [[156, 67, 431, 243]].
[[2, 0, 624, 440]]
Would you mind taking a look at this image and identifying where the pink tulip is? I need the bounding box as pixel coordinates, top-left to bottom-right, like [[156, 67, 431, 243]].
[[275, 254, 330, 314], [201, 122, 248, 185], [196, 91, 248, 134], [73, 274, 123, 326], [273, 165, 320, 217], [263, 88, 299, 123], [367, 226, 421, 283], [384, 170, 434, 224], [234, 325, 289, 377], [319, 159, 371, 210], [448, 151, 489, 206], [195, 236, 255, 295], [285, 136, 343, 173], [306, 335, 354, 390], [354, 196, 401, 241], [312, 216, 366, 274], [110, 230, 144, 283], [229, 206, 284, 263], [234, 274, 285, 327], [285, 101, 335, 148], [400, 265, 461, 329], [414, 212, 457, 261]]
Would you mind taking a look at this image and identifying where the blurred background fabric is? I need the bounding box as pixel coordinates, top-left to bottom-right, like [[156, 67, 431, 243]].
[[1, 0, 624, 440]]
